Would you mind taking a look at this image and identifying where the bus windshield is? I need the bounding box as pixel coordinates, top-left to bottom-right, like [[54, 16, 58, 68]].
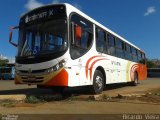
[[0, 68, 11, 73], [18, 19, 67, 57]]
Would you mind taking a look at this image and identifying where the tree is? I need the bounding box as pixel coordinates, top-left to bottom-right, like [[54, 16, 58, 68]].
[[146, 59, 157, 68], [0, 59, 9, 66]]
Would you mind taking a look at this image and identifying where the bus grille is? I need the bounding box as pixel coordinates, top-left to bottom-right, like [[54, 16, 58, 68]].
[[22, 80, 43, 83], [21, 76, 44, 83], [20, 69, 46, 74]]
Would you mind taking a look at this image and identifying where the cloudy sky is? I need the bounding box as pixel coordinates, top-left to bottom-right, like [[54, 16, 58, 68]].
[[0, 0, 160, 59]]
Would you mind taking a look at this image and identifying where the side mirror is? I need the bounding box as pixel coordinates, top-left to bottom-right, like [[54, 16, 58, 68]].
[[9, 26, 19, 47], [75, 25, 82, 40]]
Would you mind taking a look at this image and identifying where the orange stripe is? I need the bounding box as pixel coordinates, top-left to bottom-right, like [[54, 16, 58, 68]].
[[132, 66, 138, 72], [138, 64, 147, 80], [89, 58, 108, 80], [131, 64, 138, 72], [45, 69, 68, 86], [130, 64, 138, 81], [85, 55, 103, 79]]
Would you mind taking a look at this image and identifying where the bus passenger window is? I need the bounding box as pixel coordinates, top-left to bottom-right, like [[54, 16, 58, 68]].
[[96, 28, 107, 53], [131, 47, 138, 62], [142, 53, 146, 64], [70, 13, 93, 59], [108, 34, 115, 56], [138, 51, 143, 64], [115, 38, 124, 58], [125, 44, 132, 61]]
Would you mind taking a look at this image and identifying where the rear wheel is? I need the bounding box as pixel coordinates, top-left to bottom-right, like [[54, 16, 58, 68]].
[[92, 70, 105, 94], [131, 72, 138, 86]]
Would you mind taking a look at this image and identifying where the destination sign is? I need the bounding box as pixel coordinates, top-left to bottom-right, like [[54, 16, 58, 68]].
[[20, 5, 66, 25]]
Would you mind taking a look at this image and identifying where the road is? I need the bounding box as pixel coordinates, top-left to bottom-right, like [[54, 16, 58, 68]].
[[0, 78, 160, 96], [0, 78, 160, 115]]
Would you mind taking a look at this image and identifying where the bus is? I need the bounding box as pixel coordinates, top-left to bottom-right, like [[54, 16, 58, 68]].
[[9, 3, 147, 94], [0, 66, 15, 80], [147, 68, 160, 78]]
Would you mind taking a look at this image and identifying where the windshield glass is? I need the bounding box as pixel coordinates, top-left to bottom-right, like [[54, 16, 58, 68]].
[[18, 19, 67, 57]]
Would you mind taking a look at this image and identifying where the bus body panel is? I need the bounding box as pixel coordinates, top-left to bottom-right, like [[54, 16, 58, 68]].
[[15, 54, 69, 85]]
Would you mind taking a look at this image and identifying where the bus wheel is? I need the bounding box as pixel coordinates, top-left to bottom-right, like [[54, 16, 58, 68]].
[[92, 70, 104, 94], [131, 72, 138, 86]]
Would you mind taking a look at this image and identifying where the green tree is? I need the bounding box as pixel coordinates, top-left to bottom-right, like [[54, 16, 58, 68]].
[[146, 59, 157, 68], [0, 59, 9, 66]]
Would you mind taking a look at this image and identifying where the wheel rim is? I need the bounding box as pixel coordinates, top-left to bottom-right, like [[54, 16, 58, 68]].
[[95, 76, 103, 90]]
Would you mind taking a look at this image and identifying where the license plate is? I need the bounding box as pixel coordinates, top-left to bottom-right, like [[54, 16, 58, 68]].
[[28, 76, 36, 81]]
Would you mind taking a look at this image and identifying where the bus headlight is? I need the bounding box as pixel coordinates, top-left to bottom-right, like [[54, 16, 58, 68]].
[[47, 67, 54, 73], [53, 64, 60, 71], [59, 59, 66, 68], [46, 59, 66, 73]]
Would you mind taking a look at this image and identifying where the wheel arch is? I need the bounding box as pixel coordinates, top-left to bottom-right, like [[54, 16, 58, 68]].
[[135, 70, 138, 80]]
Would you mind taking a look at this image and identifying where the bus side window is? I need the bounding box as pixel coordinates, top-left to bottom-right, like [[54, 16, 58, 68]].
[[108, 34, 115, 56], [125, 44, 132, 61], [96, 27, 107, 53], [131, 47, 138, 62], [138, 51, 145, 64], [138, 51, 143, 64], [142, 53, 146, 64], [115, 38, 125, 58]]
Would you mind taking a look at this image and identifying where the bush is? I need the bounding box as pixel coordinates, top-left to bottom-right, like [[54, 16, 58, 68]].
[[25, 95, 42, 104]]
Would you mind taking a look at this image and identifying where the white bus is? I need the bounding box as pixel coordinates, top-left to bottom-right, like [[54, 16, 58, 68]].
[[9, 3, 147, 94]]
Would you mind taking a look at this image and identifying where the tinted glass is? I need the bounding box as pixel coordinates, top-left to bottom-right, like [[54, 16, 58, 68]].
[[125, 44, 132, 60], [115, 39, 124, 58], [70, 14, 93, 59], [96, 28, 107, 53], [18, 20, 67, 57], [115, 38, 123, 49], [107, 34, 115, 55]]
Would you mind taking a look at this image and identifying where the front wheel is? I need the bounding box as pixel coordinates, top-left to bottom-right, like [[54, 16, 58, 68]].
[[92, 70, 105, 94]]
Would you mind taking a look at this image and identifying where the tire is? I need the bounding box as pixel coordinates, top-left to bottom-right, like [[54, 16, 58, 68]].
[[92, 70, 105, 94], [131, 72, 138, 86]]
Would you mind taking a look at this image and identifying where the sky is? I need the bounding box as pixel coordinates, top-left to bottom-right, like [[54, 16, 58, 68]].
[[0, 0, 160, 59]]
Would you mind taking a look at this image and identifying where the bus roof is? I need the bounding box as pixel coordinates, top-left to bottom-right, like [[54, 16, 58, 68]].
[[20, 3, 144, 53]]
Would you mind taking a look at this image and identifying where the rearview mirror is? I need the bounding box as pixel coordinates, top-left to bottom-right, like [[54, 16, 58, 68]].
[[75, 25, 82, 40], [9, 26, 19, 47]]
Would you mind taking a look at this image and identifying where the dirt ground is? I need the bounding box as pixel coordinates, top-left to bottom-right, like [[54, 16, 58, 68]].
[[0, 78, 160, 119]]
